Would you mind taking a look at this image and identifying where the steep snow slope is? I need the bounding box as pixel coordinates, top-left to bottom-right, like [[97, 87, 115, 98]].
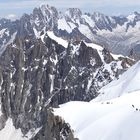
[[55, 91, 140, 140], [47, 31, 68, 48], [54, 61, 140, 140], [93, 61, 140, 102]]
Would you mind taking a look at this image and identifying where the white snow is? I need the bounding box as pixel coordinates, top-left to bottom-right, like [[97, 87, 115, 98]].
[[70, 44, 80, 55], [33, 27, 46, 42], [53, 55, 58, 65], [47, 31, 68, 48], [0, 117, 41, 140], [55, 91, 140, 140], [90, 57, 96, 66], [7, 32, 17, 46], [43, 59, 48, 65], [58, 18, 72, 33], [0, 32, 17, 56], [34, 17, 40, 26], [127, 14, 135, 21], [54, 90, 140, 140], [85, 42, 105, 63], [85, 42, 103, 51], [82, 15, 95, 27], [68, 22, 76, 30], [5, 30, 10, 36], [78, 24, 94, 40], [93, 61, 140, 102], [0, 118, 28, 140], [86, 77, 93, 93], [111, 53, 124, 59], [50, 54, 58, 65], [49, 74, 55, 94], [0, 28, 6, 38], [33, 28, 40, 38], [54, 61, 140, 140]]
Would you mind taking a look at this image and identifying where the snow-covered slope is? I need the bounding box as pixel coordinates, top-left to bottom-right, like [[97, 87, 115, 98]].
[[54, 90, 140, 140], [93, 61, 140, 102], [47, 31, 68, 48], [54, 61, 140, 140]]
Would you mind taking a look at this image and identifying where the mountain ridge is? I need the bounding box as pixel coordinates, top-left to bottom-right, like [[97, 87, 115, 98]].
[[0, 4, 140, 59]]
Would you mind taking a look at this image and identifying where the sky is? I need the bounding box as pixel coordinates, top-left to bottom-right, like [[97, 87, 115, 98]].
[[0, 0, 140, 20]]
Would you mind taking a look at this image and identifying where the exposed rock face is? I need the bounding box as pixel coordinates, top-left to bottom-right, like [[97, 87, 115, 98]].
[[32, 108, 78, 140], [0, 29, 134, 139]]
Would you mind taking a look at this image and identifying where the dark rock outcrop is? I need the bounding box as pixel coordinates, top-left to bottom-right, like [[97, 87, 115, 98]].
[[32, 108, 78, 140]]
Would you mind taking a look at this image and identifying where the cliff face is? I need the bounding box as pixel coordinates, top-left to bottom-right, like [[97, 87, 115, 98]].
[[32, 108, 78, 140], [0, 29, 134, 139]]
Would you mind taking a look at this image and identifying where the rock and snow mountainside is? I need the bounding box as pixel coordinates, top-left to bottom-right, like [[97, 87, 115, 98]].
[[0, 26, 134, 139], [0, 4, 137, 140], [0, 5, 140, 59], [55, 61, 140, 140], [93, 61, 140, 102]]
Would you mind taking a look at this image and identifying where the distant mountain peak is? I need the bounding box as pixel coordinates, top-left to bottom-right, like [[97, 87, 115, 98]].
[[65, 8, 82, 19]]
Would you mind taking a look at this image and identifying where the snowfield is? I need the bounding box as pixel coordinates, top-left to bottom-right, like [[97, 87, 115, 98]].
[[54, 61, 140, 140], [47, 31, 68, 48]]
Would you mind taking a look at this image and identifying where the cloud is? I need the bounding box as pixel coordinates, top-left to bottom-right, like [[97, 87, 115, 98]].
[[0, 0, 140, 10], [6, 14, 17, 20], [0, 0, 139, 10]]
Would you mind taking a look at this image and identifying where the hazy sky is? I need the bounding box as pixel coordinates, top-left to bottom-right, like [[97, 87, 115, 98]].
[[0, 0, 140, 20]]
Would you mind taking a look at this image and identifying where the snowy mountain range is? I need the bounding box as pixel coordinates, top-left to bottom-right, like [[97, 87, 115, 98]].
[[0, 4, 139, 140], [0, 5, 140, 59]]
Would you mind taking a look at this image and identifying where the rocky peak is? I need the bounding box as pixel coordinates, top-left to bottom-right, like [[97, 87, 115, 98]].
[[102, 48, 114, 64], [1, 5, 140, 59], [92, 12, 105, 20], [0, 18, 11, 27], [134, 11, 140, 17], [32, 7, 43, 21], [91, 12, 115, 31], [65, 8, 82, 19], [40, 4, 59, 19], [32, 108, 78, 140]]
